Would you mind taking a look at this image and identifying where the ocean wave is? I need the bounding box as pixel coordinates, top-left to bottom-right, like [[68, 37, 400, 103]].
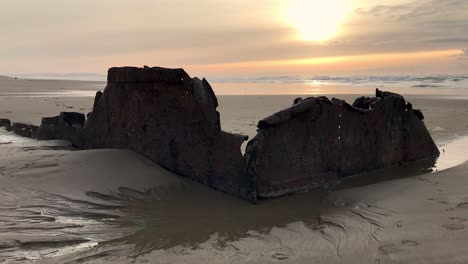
[[210, 75, 468, 89]]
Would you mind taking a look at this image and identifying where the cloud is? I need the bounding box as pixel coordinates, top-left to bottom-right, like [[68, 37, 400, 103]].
[[456, 48, 468, 60], [425, 38, 468, 44], [344, 0, 468, 52], [1, 0, 468, 75]]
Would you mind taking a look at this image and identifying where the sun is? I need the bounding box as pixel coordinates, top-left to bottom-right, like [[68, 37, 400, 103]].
[[284, 0, 353, 42]]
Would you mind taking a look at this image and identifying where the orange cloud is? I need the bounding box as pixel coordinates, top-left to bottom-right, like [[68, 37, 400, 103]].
[[184, 49, 462, 77]]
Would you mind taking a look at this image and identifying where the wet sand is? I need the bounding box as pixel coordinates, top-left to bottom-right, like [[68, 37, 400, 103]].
[[1, 131, 468, 264], [1, 77, 468, 263]]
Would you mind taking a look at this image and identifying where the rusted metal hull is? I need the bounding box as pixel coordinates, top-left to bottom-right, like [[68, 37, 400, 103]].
[[245, 92, 439, 198], [1, 67, 440, 201]]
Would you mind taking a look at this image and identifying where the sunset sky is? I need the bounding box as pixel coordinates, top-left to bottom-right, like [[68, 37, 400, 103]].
[[1, 0, 467, 77]]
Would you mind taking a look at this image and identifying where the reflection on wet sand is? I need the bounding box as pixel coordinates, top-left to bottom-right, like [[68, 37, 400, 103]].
[[112, 142, 454, 254], [118, 185, 328, 251]]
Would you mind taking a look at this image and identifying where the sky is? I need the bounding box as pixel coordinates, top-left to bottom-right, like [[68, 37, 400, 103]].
[[1, 0, 467, 78]]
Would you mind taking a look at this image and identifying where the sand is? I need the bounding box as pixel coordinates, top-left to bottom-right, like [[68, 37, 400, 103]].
[[1, 77, 468, 263], [0, 77, 102, 125]]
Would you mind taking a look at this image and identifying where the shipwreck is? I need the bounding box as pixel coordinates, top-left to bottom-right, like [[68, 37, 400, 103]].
[[0, 67, 440, 201]]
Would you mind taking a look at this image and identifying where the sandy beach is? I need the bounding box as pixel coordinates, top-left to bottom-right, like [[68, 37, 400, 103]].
[[1, 77, 468, 263]]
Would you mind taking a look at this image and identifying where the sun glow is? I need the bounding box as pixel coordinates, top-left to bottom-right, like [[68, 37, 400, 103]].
[[284, 0, 354, 42]]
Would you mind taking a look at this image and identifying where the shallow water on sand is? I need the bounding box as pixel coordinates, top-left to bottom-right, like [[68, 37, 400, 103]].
[[1, 129, 468, 263]]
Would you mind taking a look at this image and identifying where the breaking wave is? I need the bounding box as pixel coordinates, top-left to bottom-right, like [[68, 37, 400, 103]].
[[211, 75, 468, 90]]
